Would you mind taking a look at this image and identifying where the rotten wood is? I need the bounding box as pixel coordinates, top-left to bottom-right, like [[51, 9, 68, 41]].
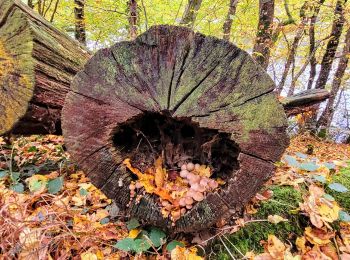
[[0, 0, 90, 135], [62, 25, 289, 233], [281, 89, 330, 117]]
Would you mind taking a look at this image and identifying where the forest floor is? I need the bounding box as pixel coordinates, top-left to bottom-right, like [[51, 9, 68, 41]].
[[0, 134, 349, 259]]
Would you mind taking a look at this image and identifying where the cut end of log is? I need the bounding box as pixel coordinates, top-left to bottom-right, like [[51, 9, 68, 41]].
[[0, 37, 35, 135], [0, 0, 90, 135], [62, 25, 289, 232]]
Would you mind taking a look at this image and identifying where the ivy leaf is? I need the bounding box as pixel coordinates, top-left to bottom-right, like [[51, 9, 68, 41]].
[[166, 240, 185, 251], [47, 177, 63, 194], [312, 175, 326, 184], [299, 162, 319, 172], [79, 188, 88, 196], [149, 227, 166, 247], [10, 172, 21, 183], [284, 155, 299, 167], [100, 217, 110, 225], [10, 183, 24, 193], [133, 238, 152, 253], [295, 152, 308, 159], [323, 162, 336, 170], [339, 211, 350, 222], [114, 238, 135, 252], [127, 218, 140, 230], [328, 183, 349, 193], [323, 194, 335, 201], [0, 170, 8, 179]]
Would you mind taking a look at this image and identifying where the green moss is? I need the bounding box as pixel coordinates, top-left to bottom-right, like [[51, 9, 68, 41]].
[[210, 186, 305, 259], [326, 165, 350, 212]]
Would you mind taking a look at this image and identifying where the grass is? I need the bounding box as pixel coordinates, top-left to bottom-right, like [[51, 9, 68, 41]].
[[211, 185, 306, 259]]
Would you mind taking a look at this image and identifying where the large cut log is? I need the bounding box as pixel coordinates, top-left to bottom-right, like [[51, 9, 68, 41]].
[[0, 0, 90, 135], [281, 89, 330, 117], [62, 25, 289, 233]]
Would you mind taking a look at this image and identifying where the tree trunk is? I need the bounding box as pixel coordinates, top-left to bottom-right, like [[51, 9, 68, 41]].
[[317, 27, 350, 131], [281, 89, 330, 117], [307, 0, 325, 89], [0, 0, 90, 135], [62, 25, 289, 233], [252, 0, 275, 70], [315, 0, 346, 90], [128, 0, 138, 40], [74, 0, 86, 45], [180, 0, 202, 28], [276, 1, 310, 94], [222, 0, 238, 41]]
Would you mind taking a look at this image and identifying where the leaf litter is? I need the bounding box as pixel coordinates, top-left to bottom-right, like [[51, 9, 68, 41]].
[[0, 133, 350, 259]]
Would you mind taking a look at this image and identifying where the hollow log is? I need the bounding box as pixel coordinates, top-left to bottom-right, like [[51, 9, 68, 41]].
[[0, 0, 90, 135], [62, 25, 289, 233], [281, 89, 330, 117]]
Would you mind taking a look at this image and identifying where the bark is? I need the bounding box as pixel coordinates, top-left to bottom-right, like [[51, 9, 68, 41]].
[[222, 0, 238, 41], [74, 0, 86, 45], [128, 0, 138, 40], [315, 0, 347, 90], [252, 0, 275, 69], [180, 0, 203, 28], [317, 27, 350, 130], [281, 89, 330, 117], [62, 25, 289, 233], [0, 0, 90, 135], [276, 1, 309, 94]]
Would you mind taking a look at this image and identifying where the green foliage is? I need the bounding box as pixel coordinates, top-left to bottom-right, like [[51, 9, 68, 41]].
[[326, 166, 350, 211], [115, 226, 169, 254], [211, 185, 305, 258], [127, 218, 140, 230], [166, 240, 185, 251], [47, 177, 64, 194]]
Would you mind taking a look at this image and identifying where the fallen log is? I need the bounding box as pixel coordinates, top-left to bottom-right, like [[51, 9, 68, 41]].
[[281, 89, 330, 117], [0, 0, 90, 135], [62, 25, 290, 233]]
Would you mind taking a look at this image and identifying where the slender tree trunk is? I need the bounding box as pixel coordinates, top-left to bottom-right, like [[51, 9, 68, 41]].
[[317, 27, 350, 131], [222, 0, 238, 41], [74, 0, 86, 45], [307, 0, 325, 89], [180, 0, 203, 28], [27, 0, 33, 8], [128, 0, 138, 40], [252, 0, 275, 70], [276, 1, 309, 94], [315, 0, 347, 90]]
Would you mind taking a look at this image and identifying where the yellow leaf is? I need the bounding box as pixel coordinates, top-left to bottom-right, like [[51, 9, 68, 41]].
[[154, 157, 166, 188], [296, 236, 307, 253], [318, 203, 340, 223], [196, 165, 211, 177], [267, 235, 286, 260], [171, 246, 186, 260], [267, 215, 288, 224], [80, 252, 98, 260], [128, 229, 140, 239], [304, 227, 334, 246], [26, 174, 48, 194]]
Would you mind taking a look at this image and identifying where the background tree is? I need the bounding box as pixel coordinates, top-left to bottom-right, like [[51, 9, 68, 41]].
[[74, 0, 86, 45], [127, 0, 138, 40], [180, 0, 203, 28], [222, 0, 238, 41], [317, 27, 350, 132], [315, 0, 347, 90], [252, 0, 275, 69]]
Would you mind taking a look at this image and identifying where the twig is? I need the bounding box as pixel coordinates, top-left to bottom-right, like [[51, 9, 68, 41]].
[[223, 235, 245, 258], [218, 236, 236, 259]]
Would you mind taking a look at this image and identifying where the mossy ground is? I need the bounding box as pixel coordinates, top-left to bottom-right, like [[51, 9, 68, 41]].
[[326, 164, 350, 211], [210, 185, 307, 259]]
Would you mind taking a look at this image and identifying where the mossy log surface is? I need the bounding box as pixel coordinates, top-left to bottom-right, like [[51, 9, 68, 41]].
[[0, 0, 90, 135], [62, 25, 289, 233]]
